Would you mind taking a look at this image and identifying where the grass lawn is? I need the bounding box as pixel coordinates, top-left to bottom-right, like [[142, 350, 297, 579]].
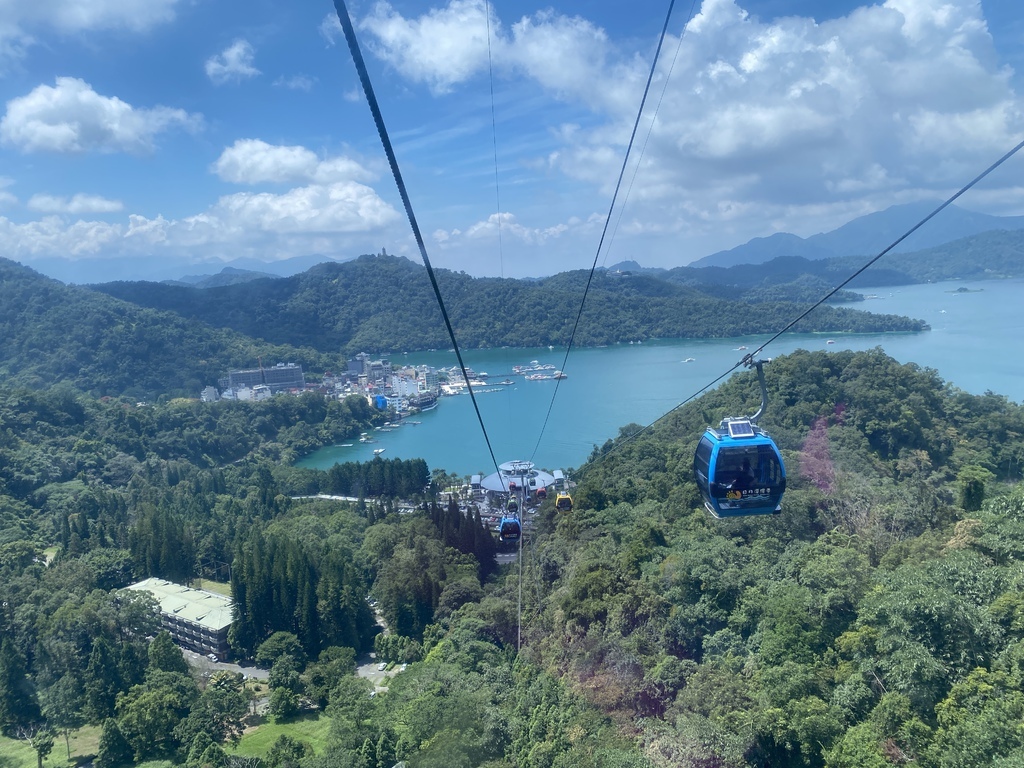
[[0, 713, 333, 767], [0, 724, 102, 768], [229, 712, 331, 758], [191, 577, 231, 597]]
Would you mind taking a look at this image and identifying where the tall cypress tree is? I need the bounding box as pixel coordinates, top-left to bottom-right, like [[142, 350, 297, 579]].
[[0, 637, 40, 736], [83, 637, 123, 724]]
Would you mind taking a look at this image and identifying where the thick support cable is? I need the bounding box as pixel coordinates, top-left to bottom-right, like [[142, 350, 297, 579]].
[[333, 0, 506, 487], [531, 0, 678, 462], [742, 137, 1024, 365], [579, 137, 1024, 479], [517, 511, 523, 652]]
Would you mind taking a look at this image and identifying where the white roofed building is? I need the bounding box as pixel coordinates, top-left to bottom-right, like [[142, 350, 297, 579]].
[[126, 577, 233, 661]]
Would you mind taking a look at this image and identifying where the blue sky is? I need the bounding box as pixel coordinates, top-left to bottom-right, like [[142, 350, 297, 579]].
[[0, 0, 1022, 282]]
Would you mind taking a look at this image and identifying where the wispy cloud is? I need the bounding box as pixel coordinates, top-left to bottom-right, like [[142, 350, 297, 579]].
[[28, 193, 124, 214], [205, 40, 261, 85]]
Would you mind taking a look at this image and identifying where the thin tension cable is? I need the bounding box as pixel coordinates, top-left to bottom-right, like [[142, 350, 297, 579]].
[[332, 0, 507, 487], [581, 137, 1024, 477], [530, 0, 679, 463]]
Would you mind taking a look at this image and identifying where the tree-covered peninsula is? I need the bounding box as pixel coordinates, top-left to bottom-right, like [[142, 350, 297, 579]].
[[3, 347, 1024, 766], [91, 254, 927, 355]]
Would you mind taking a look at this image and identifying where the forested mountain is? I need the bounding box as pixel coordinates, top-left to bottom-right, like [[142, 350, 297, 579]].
[[167, 267, 278, 289], [90, 253, 926, 355], [639, 228, 1024, 292], [3, 347, 1024, 766], [0, 258, 344, 398], [691, 201, 1024, 267]]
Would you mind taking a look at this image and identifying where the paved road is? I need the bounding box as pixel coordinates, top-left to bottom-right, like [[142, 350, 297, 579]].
[[356, 653, 402, 692], [184, 650, 269, 680]]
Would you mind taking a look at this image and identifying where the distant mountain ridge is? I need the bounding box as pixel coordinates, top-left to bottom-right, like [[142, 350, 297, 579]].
[[689, 202, 1024, 268], [167, 267, 278, 288], [25, 252, 355, 285]]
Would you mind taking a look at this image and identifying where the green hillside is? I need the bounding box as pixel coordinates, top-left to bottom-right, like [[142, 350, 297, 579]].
[[90, 254, 927, 354], [2, 348, 1024, 766], [0, 258, 344, 398]]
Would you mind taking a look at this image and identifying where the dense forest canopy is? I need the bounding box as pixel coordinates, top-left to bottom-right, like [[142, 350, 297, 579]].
[[3, 346, 1024, 766], [89, 254, 927, 355], [0, 258, 345, 399]]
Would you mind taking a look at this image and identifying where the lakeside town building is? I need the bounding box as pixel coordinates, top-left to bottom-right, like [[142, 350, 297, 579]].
[[218, 362, 305, 394], [204, 355, 443, 415]]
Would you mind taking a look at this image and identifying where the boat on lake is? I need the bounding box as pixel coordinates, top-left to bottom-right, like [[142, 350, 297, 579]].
[[513, 361, 556, 374], [373, 448, 386, 455], [409, 392, 439, 411]]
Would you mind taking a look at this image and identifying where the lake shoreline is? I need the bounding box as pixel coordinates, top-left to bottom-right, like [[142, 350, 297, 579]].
[[298, 279, 1024, 476]]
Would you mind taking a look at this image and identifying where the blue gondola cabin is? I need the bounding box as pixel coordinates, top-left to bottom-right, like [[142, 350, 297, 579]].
[[693, 418, 786, 518], [499, 516, 521, 542]]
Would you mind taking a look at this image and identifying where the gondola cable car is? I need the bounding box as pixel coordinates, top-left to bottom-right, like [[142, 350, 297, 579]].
[[555, 491, 573, 512], [693, 359, 786, 518], [499, 494, 522, 541]]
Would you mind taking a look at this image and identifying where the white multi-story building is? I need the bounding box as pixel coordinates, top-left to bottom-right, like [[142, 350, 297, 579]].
[[390, 375, 420, 398], [126, 578, 233, 661]]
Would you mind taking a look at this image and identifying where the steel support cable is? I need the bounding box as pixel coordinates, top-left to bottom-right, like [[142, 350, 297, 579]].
[[483, 1, 516, 439], [602, 0, 699, 269], [484, 0, 522, 651], [333, 0, 507, 487], [578, 136, 1024, 479], [517, 514, 523, 652], [740, 137, 1024, 366], [529, 0, 679, 463]]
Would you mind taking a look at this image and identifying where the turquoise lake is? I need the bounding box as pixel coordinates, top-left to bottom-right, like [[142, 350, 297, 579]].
[[297, 278, 1024, 477]]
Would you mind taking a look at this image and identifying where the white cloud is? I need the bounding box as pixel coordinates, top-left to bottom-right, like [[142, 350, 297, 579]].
[[0, 77, 201, 153], [0, 176, 16, 207], [360, 0, 1024, 254], [0, 215, 123, 257], [0, 1, 181, 73], [15, 0, 180, 33], [273, 75, 315, 91], [0, 181, 401, 262], [212, 139, 376, 185], [319, 12, 343, 45], [28, 193, 123, 214], [434, 211, 580, 247], [204, 182, 399, 234], [205, 40, 261, 85], [360, 0, 497, 94]]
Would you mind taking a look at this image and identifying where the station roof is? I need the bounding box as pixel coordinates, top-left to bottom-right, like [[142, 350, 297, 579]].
[[480, 459, 558, 493], [126, 577, 234, 632]]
